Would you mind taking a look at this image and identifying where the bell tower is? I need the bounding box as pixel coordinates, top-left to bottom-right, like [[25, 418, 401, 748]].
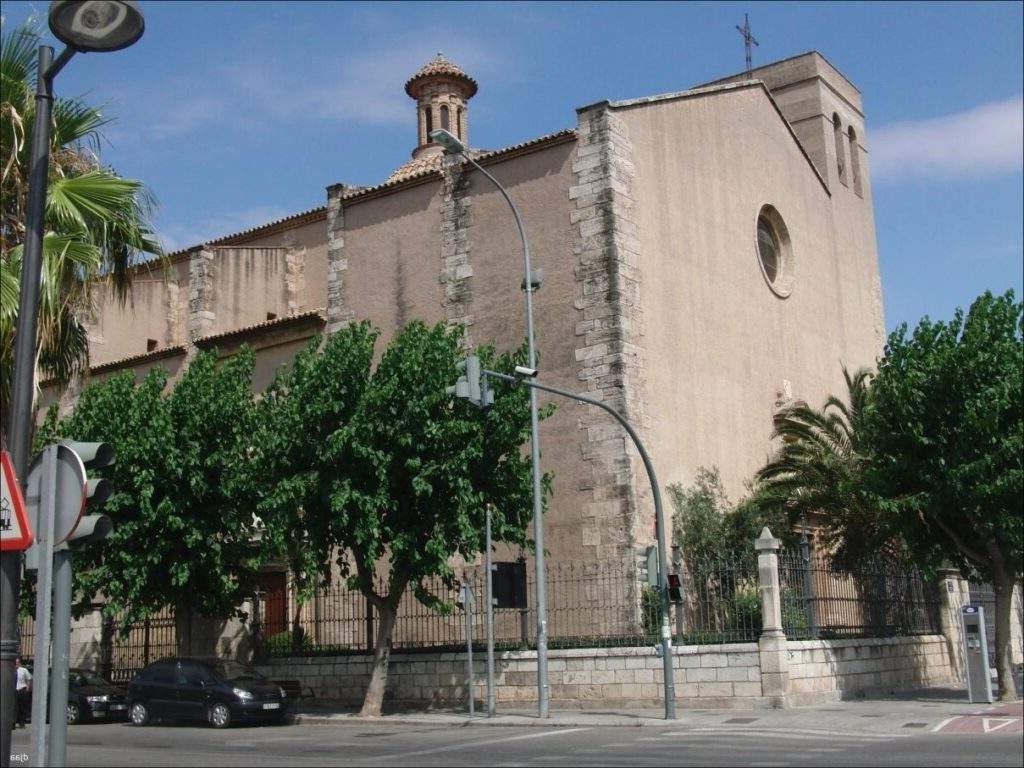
[[404, 52, 478, 161]]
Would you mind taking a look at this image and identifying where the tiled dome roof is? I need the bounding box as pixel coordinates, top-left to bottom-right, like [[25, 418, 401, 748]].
[[385, 148, 487, 185], [405, 52, 478, 98]]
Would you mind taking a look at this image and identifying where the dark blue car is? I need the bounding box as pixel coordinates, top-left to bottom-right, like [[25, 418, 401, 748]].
[[127, 658, 289, 728]]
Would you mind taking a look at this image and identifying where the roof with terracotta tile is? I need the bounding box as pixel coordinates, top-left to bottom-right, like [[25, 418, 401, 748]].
[[384, 148, 487, 185], [194, 308, 326, 348], [88, 344, 188, 376], [405, 52, 478, 98]]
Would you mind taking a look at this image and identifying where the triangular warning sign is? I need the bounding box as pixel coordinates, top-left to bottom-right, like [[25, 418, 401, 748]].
[[1, 450, 33, 551]]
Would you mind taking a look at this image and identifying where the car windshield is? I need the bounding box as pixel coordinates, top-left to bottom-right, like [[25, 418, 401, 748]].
[[74, 671, 108, 687], [210, 661, 267, 685]]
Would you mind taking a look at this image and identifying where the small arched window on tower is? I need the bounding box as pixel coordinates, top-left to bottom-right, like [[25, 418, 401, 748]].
[[833, 113, 847, 185], [440, 104, 450, 132], [424, 107, 433, 141], [456, 107, 463, 140], [847, 125, 862, 197]]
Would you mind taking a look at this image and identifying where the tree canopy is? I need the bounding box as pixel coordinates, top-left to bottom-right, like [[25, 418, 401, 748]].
[[756, 290, 1022, 700], [36, 348, 260, 631], [866, 290, 1022, 699], [252, 320, 549, 715]]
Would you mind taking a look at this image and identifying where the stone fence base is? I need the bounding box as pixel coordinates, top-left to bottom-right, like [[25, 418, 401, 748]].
[[257, 634, 955, 710]]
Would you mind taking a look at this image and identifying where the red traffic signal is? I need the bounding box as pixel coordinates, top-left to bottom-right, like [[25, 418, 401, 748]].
[[667, 572, 683, 604]]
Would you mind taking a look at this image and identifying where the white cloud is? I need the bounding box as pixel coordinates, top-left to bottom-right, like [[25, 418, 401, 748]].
[[112, 29, 510, 145], [222, 32, 508, 128], [157, 205, 292, 253], [871, 96, 1023, 183]]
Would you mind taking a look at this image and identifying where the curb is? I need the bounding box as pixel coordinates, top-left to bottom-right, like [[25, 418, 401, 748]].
[[292, 713, 667, 728]]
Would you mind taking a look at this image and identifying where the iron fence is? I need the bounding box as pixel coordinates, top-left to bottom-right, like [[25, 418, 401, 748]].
[[778, 548, 941, 639], [677, 554, 762, 644], [263, 554, 763, 657], [19, 606, 178, 683], [107, 607, 178, 683]]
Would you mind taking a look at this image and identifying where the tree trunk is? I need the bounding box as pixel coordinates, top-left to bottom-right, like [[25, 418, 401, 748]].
[[99, 612, 114, 681], [359, 600, 398, 717], [992, 568, 1020, 701], [291, 600, 305, 654]]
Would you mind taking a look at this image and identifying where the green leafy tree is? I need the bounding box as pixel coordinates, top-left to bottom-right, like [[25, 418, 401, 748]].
[[1, 20, 162, 417], [866, 291, 1023, 700], [38, 349, 261, 636], [316, 321, 549, 716], [669, 467, 793, 562], [244, 323, 378, 651]]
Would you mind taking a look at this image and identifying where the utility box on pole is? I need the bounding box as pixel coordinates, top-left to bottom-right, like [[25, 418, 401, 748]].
[[961, 605, 993, 704]]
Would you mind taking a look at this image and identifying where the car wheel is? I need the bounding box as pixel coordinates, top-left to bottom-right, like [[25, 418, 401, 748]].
[[209, 703, 231, 729], [66, 702, 81, 726], [129, 702, 149, 726]]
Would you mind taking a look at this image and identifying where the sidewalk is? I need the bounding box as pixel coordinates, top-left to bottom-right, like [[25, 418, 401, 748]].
[[292, 686, 1023, 737]]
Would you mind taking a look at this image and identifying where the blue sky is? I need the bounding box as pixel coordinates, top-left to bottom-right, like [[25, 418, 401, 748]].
[[3, 1, 1022, 332]]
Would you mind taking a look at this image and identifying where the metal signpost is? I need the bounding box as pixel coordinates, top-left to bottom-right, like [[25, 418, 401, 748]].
[[29, 447, 59, 768], [462, 581, 475, 716], [485, 506, 496, 717]]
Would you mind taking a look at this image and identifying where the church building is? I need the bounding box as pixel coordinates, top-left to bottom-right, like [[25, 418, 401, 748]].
[[45, 50, 884, 577]]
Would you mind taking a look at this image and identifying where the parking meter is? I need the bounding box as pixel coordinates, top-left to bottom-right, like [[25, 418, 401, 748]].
[[961, 605, 993, 703]]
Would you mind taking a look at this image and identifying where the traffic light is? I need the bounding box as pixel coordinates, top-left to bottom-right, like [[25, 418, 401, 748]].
[[667, 572, 683, 604], [645, 545, 659, 587], [62, 441, 115, 548], [446, 355, 493, 408]]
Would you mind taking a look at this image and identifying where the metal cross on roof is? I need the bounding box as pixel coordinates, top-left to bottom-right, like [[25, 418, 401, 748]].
[[736, 13, 759, 76]]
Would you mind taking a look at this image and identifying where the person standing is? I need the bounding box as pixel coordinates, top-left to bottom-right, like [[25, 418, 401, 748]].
[[15, 656, 31, 728]]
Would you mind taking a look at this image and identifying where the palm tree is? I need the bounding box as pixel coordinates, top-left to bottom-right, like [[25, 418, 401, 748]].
[[755, 366, 895, 570], [1, 20, 162, 419]]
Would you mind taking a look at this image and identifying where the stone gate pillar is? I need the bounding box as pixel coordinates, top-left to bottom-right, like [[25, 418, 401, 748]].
[[937, 566, 968, 682], [756, 527, 789, 706]]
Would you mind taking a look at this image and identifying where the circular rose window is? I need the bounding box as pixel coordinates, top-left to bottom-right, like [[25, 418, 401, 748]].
[[756, 205, 793, 297]]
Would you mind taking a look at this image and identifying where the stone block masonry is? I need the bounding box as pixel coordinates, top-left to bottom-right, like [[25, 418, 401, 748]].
[[325, 184, 354, 333], [187, 246, 216, 343], [258, 635, 955, 710], [440, 154, 474, 344], [571, 103, 651, 568]]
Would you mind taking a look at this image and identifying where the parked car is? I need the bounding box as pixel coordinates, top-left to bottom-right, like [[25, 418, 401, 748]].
[[19, 665, 129, 725], [127, 658, 290, 728], [67, 668, 130, 724]]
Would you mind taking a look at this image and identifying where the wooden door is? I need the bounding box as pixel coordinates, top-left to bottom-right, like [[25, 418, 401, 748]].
[[259, 572, 288, 637]]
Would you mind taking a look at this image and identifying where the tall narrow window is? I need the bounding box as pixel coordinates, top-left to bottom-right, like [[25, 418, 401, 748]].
[[456, 107, 463, 140], [424, 107, 433, 140], [847, 126, 862, 197], [440, 104, 450, 131], [833, 113, 847, 185]]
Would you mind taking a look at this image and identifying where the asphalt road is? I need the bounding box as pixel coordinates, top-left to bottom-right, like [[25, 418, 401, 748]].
[[9, 720, 1024, 767]]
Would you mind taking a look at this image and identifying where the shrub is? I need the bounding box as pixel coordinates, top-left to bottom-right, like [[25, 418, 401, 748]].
[[640, 584, 661, 637], [265, 630, 313, 656]]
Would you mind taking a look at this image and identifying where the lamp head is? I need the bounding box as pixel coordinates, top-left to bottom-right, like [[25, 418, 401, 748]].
[[49, 0, 145, 53], [429, 128, 465, 155]]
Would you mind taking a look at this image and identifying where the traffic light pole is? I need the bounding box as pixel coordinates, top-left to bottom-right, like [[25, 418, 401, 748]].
[[48, 549, 73, 768], [484, 369, 677, 720], [30, 447, 58, 768]]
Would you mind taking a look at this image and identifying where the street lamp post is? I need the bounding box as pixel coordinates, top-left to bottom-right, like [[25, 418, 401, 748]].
[[0, 4, 144, 765], [430, 128, 551, 717]]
